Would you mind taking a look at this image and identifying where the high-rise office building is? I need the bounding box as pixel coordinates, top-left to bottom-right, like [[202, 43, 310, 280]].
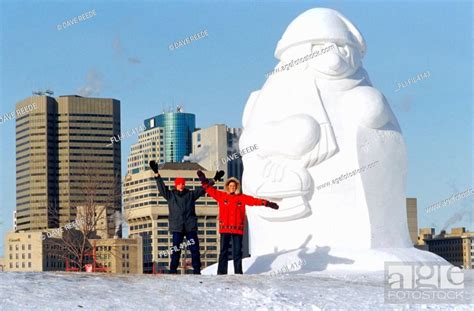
[[144, 107, 195, 163], [191, 125, 243, 180], [123, 163, 221, 274], [406, 198, 418, 245], [226, 127, 243, 179], [127, 127, 164, 175], [15, 95, 121, 236]]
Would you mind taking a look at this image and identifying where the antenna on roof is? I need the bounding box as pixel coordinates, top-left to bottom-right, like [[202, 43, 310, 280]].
[[32, 90, 44, 96]]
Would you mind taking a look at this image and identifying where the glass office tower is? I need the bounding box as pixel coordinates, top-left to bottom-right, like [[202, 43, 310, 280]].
[[144, 108, 195, 163]]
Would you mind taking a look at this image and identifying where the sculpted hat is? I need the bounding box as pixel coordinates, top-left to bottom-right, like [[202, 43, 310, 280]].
[[275, 8, 366, 60]]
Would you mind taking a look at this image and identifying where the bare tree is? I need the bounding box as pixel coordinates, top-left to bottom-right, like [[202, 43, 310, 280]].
[[44, 157, 122, 271]]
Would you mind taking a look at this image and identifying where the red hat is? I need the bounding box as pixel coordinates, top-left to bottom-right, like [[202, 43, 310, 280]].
[[174, 178, 186, 187]]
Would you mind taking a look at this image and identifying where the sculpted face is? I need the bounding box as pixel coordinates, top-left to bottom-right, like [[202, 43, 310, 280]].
[[308, 43, 361, 78]]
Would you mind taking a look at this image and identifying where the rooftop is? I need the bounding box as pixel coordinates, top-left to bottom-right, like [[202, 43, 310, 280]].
[[159, 162, 205, 171]]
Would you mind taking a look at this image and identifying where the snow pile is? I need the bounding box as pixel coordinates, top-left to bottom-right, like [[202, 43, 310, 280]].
[[202, 246, 449, 274], [0, 270, 472, 310]]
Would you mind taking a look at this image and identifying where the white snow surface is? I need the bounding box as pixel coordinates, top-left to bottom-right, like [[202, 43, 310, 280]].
[[0, 270, 472, 311]]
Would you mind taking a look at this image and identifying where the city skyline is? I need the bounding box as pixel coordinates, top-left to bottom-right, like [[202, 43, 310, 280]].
[[0, 1, 472, 257]]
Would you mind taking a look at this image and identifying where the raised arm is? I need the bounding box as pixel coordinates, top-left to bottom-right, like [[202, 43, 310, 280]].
[[192, 180, 215, 201], [192, 186, 206, 201], [197, 170, 225, 202], [193, 170, 224, 201], [150, 161, 171, 200], [155, 175, 171, 200]]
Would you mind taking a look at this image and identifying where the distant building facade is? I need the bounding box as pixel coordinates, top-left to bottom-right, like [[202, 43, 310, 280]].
[[15, 95, 121, 237], [127, 127, 164, 175], [417, 227, 473, 269], [144, 108, 195, 163], [406, 198, 418, 245], [93, 237, 143, 274], [3, 230, 143, 273], [190, 125, 243, 180], [3, 231, 63, 272]]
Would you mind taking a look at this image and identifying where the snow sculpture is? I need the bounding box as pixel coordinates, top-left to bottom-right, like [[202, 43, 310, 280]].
[[236, 8, 447, 272]]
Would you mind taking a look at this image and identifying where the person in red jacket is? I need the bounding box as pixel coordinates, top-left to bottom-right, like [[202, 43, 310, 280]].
[[197, 170, 279, 274]]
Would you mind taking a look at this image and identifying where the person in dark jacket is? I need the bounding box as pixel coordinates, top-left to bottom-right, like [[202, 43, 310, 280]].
[[149, 161, 224, 274], [197, 170, 279, 275]]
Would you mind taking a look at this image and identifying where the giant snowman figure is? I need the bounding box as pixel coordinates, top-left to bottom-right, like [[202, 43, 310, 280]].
[[235, 8, 446, 272]]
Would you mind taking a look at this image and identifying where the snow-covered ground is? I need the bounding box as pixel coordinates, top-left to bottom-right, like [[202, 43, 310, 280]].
[[0, 270, 472, 311]]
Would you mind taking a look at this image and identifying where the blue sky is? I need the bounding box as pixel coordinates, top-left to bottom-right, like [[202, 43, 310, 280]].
[[0, 0, 472, 256]]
